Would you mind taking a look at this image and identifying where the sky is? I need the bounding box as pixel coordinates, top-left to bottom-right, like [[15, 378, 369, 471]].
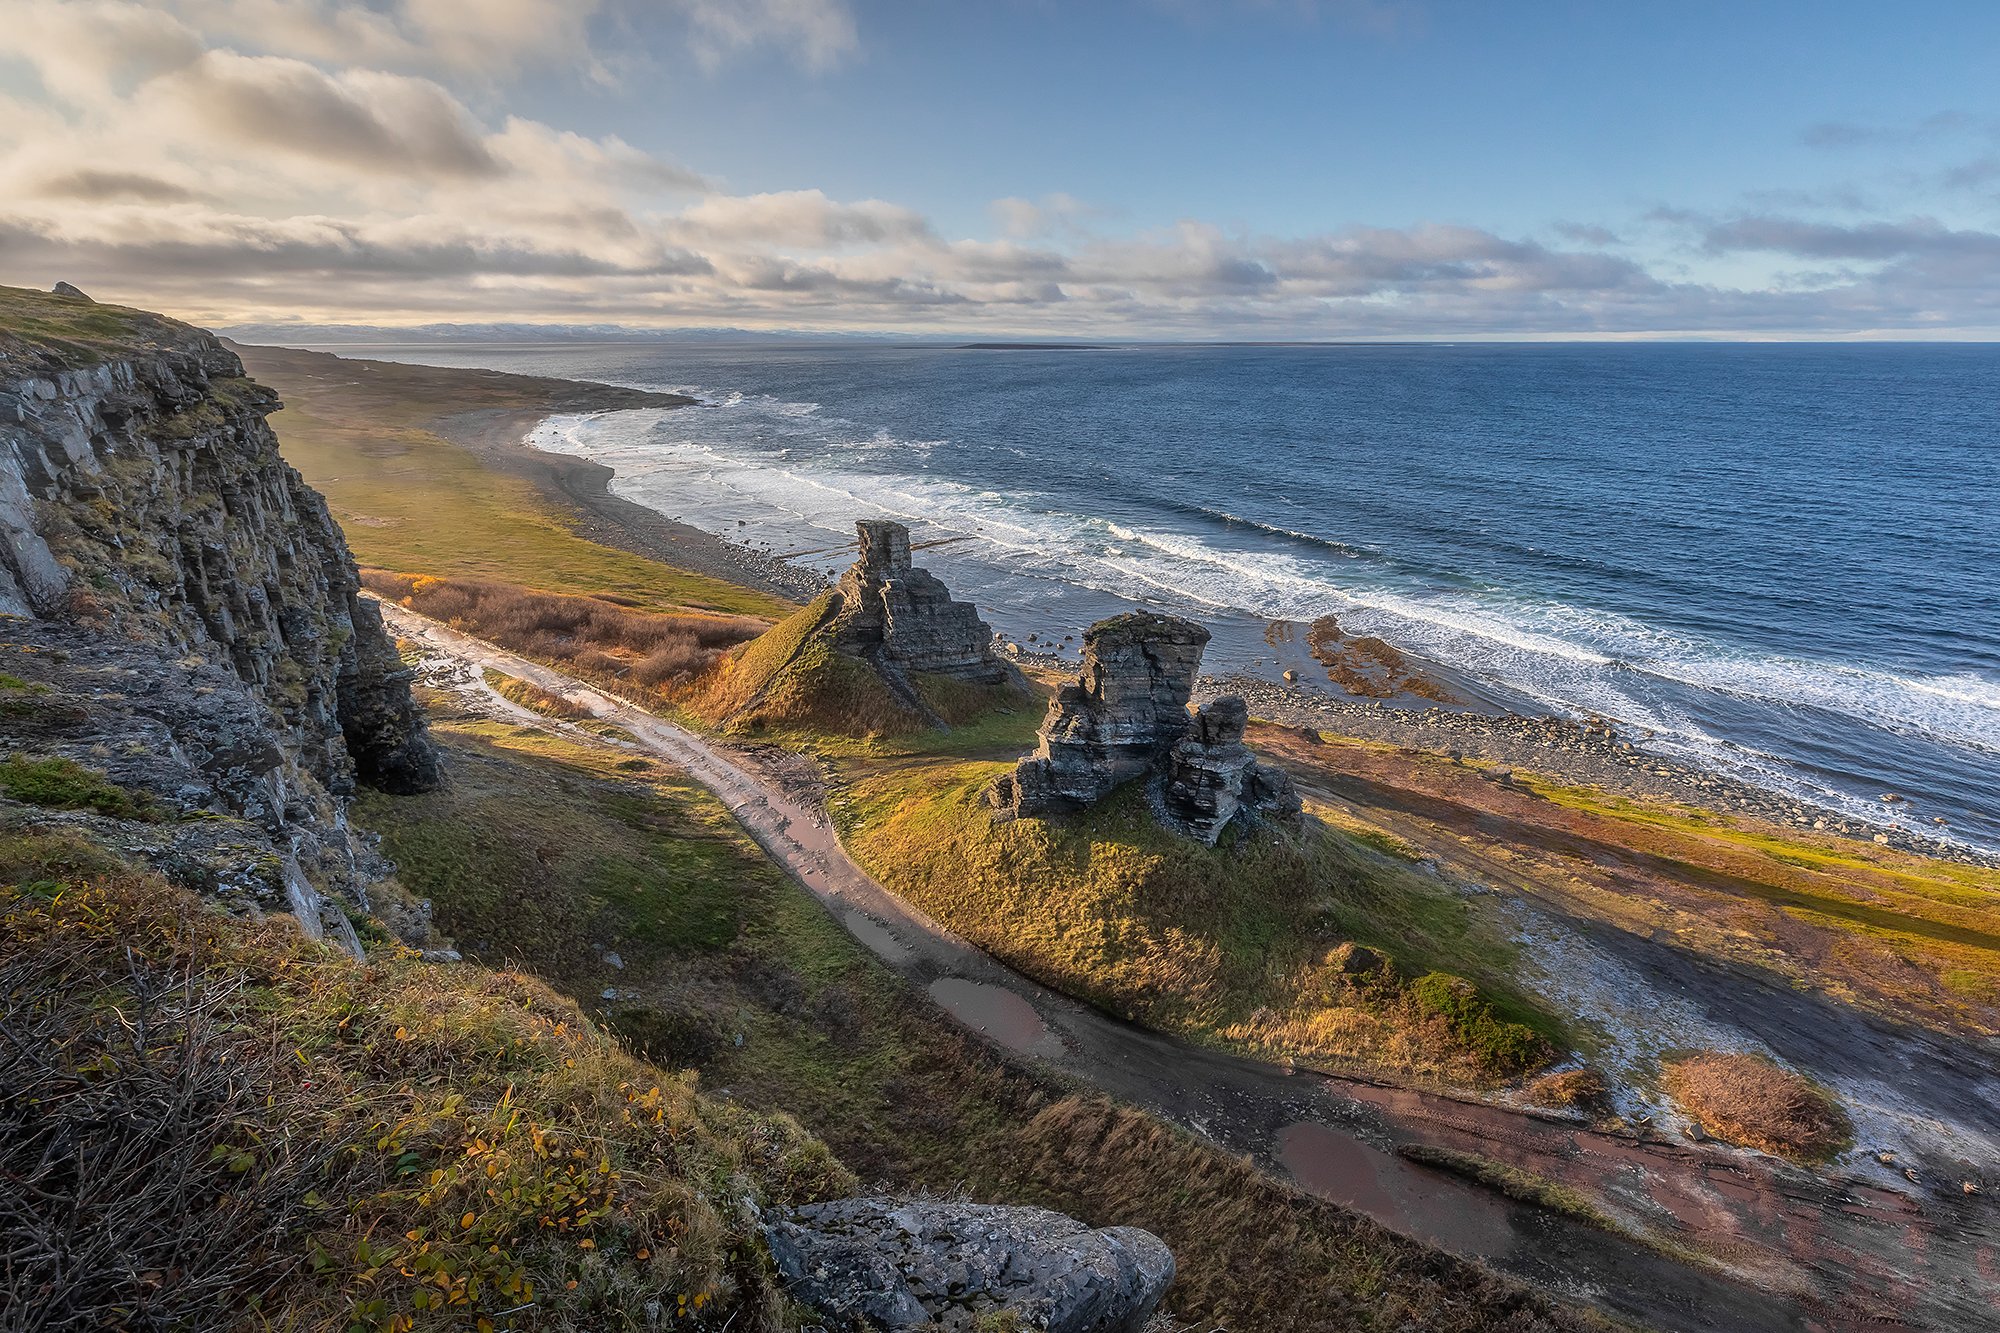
[[2, 0, 1999, 338]]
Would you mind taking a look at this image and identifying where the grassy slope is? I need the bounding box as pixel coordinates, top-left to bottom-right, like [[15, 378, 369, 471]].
[[825, 717, 1558, 1086], [0, 830, 846, 1332], [351, 706, 1601, 1333], [246, 355, 787, 619]]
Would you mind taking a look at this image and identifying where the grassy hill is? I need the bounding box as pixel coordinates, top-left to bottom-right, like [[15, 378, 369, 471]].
[[0, 829, 845, 1331]]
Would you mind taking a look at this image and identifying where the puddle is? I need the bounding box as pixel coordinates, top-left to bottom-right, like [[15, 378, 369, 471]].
[[927, 977, 1064, 1059], [1276, 1121, 1517, 1259], [843, 909, 914, 964]]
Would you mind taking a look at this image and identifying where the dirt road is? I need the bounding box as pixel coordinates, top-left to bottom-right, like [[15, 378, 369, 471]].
[[379, 601, 1968, 1333]]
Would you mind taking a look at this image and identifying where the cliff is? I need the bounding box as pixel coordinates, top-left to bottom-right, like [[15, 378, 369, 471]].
[[0, 283, 438, 949]]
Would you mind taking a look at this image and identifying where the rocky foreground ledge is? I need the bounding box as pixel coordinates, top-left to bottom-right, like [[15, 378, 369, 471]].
[[767, 1198, 1175, 1332]]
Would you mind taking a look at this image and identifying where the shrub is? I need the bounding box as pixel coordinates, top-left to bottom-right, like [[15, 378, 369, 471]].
[[1524, 1067, 1608, 1111], [365, 570, 761, 695], [1408, 973, 1550, 1079], [0, 753, 157, 820], [1661, 1051, 1851, 1162]]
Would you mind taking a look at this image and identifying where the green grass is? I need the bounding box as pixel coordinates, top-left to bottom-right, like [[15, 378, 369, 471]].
[[275, 403, 785, 617], [0, 754, 157, 821], [1395, 1145, 1616, 1230], [355, 721, 763, 967], [833, 749, 1557, 1086], [0, 284, 164, 369]]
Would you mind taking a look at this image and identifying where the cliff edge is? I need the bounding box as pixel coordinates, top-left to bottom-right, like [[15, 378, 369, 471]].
[[0, 283, 438, 948]]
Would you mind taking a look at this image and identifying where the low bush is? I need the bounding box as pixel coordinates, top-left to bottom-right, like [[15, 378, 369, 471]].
[[1661, 1051, 1851, 1162], [1524, 1067, 1609, 1111], [366, 570, 762, 695], [0, 752, 158, 821], [1409, 973, 1550, 1080], [0, 843, 850, 1331]]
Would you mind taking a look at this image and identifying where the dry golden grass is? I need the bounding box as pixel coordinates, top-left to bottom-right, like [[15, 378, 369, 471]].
[[1524, 1068, 1609, 1111], [836, 753, 1557, 1086], [1661, 1051, 1851, 1162], [687, 592, 922, 738], [0, 835, 847, 1331], [366, 571, 762, 699]]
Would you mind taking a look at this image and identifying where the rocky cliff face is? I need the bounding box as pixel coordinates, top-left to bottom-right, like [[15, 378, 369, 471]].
[[993, 611, 1299, 843], [0, 284, 438, 947]]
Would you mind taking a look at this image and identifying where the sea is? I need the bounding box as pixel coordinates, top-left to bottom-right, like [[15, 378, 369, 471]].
[[330, 341, 2000, 854]]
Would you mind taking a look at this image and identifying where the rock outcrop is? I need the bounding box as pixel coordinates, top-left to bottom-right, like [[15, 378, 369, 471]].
[[834, 519, 1017, 686], [0, 283, 440, 947], [992, 611, 1298, 843], [1164, 694, 1304, 842], [699, 518, 1022, 735], [765, 1197, 1174, 1332]]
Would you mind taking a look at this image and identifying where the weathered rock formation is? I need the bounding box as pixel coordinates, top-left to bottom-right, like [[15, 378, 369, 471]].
[[834, 518, 1017, 685], [1165, 694, 1303, 841], [992, 611, 1299, 843], [765, 1197, 1174, 1332], [0, 283, 439, 949], [997, 612, 1210, 810]]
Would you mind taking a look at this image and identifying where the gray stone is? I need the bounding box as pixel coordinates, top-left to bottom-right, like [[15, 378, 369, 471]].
[[994, 613, 1299, 842], [1163, 695, 1302, 844], [765, 1197, 1174, 1332], [0, 293, 441, 947], [1000, 613, 1210, 813], [833, 520, 1018, 686], [50, 282, 92, 302]]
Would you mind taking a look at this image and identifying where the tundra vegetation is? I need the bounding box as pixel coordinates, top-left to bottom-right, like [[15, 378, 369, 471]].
[[338, 693, 1603, 1331]]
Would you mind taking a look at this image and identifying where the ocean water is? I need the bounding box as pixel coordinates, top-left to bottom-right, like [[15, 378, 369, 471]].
[[332, 341, 2000, 852]]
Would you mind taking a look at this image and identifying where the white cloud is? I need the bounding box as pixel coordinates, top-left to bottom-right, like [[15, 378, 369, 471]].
[[1, 1, 1995, 335]]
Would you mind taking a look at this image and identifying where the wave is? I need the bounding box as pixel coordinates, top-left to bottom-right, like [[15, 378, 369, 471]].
[[524, 399, 2000, 852]]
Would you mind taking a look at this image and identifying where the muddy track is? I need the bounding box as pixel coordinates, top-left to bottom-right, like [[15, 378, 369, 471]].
[[378, 601, 1974, 1332]]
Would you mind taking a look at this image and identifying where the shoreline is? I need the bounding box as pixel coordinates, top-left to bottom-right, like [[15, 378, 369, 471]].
[[427, 404, 830, 605], [267, 347, 1986, 872]]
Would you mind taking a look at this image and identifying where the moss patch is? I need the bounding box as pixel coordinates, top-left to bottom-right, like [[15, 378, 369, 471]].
[[0, 754, 157, 821]]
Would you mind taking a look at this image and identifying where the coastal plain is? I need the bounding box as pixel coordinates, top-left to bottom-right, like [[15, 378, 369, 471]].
[[230, 341, 2000, 1331]]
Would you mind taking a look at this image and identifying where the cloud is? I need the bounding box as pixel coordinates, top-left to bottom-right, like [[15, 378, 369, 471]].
[[1800, 111, 1981, 149], [1553, 222, 1620, 247], [2, 1, 1997, 335], [143, 53, 502, 177], [1699, 215, 2000, 261], [678, 0, 858, 70], [31, 169, 205, 204], [670, 191, 933, 248]]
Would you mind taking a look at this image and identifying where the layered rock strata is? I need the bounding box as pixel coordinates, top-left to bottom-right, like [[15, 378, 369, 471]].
[[1165, 694, 1304, 841], [833, 519, 1016, 684], [0, 284, 439, 947], [992, 611, 1299, 843], [765, 1197, 1174, 1332]]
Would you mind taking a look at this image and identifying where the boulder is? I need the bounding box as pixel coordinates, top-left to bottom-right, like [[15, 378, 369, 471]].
[[1163, 695, 1301, 844], [765, 1197, 1174, 1332], [50, 281, 92, 302]]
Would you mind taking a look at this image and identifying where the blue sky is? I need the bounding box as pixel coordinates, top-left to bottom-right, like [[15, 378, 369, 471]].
[[3, 0, 1998, 336]]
